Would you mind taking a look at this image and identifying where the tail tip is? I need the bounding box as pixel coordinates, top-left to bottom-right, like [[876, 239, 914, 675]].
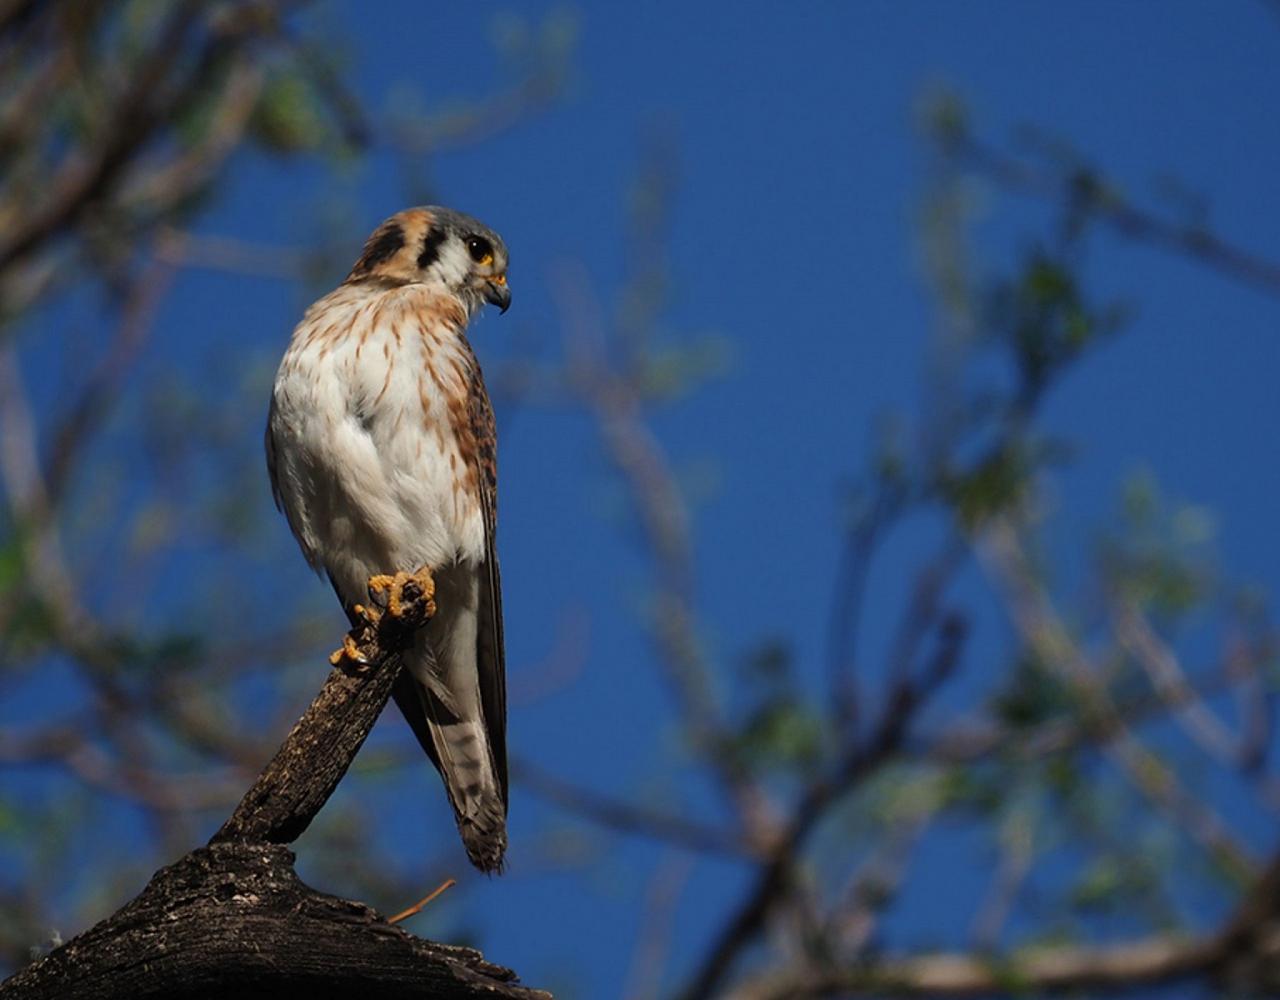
[[462, 824, 507, 874]]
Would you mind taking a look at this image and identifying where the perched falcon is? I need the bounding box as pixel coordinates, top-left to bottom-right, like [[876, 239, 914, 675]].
[[266, 207, 511, 872]]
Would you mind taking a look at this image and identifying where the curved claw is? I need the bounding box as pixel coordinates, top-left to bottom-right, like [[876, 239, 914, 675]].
[[352, 602, 382, 628], [329, 632, 369, 667]]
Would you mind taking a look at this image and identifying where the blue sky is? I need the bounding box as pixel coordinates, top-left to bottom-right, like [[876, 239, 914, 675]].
[[306, 5, 1280, 993], [10, 3, 1280, 997]]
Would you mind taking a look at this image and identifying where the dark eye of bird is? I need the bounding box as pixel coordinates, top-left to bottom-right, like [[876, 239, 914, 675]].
[[466, 235, 493, 263]]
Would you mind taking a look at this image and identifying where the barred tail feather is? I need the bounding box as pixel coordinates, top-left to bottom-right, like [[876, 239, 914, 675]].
[[398, 599, 507, 873], [432, 715, 507, 872]]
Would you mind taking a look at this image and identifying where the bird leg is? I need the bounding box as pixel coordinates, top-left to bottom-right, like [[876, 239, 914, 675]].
[[329, 568, 436, 668]]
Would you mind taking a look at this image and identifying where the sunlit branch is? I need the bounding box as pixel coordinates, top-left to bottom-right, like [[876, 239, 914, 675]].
[[979, 520, 1257, 879]]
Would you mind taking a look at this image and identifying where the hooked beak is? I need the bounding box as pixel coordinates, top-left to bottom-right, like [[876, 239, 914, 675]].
[[483, 273, 511, 314]]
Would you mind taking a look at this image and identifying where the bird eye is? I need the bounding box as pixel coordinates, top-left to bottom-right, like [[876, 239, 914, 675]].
[[466, 235, 494, 265]]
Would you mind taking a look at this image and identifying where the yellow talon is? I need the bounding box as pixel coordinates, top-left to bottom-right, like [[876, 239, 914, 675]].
[[369, 567, 436, 620], [329, 632, 366, 666], [402, 566, 437, 619], [353, 602, 381, 627], [387, 575, 411, 618], [367, 574, 397, 601]]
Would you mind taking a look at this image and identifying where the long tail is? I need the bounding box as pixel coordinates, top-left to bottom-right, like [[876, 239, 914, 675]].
[[393, 585, 507, 873]]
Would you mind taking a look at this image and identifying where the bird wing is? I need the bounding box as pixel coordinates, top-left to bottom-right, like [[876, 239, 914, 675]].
[[265, 391, 325, 572], [265, 394, 283, 511], [470, 360, 508, 811], [476, 474, 508, 809]]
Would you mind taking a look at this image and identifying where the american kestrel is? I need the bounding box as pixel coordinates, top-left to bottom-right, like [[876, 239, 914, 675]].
[[265, 207, 511, 872]]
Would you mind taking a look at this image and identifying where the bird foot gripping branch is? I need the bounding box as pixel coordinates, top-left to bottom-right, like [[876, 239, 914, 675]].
[[369, 567, 438, 621], [330, 567, 437, 667]]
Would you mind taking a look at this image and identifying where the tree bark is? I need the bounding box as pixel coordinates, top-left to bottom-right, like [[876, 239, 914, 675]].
[[0, 843, 546, 1000], [1, 579, 548, 999]]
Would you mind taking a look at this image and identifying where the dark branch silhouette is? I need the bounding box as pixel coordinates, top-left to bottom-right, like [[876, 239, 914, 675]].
[[0, 586, 549, 1000]]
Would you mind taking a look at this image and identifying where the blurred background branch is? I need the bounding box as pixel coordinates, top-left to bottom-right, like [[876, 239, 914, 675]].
[[1, 4, 1278, 999]]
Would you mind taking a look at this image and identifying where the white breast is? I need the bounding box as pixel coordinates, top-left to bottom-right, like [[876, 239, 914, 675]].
[[269, 283, 485, 605]]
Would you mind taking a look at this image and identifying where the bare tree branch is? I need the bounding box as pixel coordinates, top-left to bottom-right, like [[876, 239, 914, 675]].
[[1, 579, 549, 998], [513, 757, 756, 859], [728, 932, 1223, 999], [979, 520, 1257, 879], [951, 131, 1280, 298], [677, 616, 964, 1000], [1113, 601, 1243, 765]]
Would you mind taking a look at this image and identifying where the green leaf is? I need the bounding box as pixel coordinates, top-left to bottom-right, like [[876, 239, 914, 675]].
[[250, 73, 327, 153], [730, 696, 825, 773]]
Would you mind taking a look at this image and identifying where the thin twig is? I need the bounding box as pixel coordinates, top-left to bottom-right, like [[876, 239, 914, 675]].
[[954, 133, 1280, 298], [513, 758, 755, 858], [979, 521, 1256, 879], [387, 879, 456, 925], [1114, 601, 1242, 765]]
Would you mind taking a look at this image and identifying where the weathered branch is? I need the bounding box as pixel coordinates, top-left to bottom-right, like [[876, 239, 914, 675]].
[[1, 582, 549, 999], [0, 844, 546, 1000], [212, 649, 407, 844]]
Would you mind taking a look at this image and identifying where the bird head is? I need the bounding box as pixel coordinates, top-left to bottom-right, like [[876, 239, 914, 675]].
[[345, 206, 511, 315]]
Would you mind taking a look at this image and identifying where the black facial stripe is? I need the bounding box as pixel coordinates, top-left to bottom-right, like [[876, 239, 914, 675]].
[[418, 226, 449, 269], [351, 223, 404, 274]]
